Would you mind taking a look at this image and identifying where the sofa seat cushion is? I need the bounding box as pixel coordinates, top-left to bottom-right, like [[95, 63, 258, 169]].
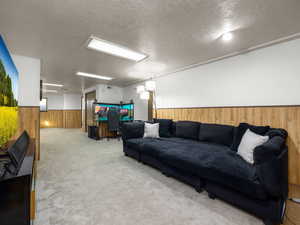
[[159, 137, 200, 145], [159, 142, 267, 200], [126, 138, 193, 156], [126, 138, 157, 151], [140, 139, 179, 158]]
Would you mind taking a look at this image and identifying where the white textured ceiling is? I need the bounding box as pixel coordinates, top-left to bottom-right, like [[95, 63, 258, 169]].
[[1, 0, 300, 91]]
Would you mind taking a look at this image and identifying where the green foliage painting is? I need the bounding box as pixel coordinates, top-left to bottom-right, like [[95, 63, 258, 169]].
[[0, 35, 18, 148]]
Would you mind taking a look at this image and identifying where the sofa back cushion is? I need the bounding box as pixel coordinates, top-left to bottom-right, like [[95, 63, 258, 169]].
[[231, 123, 270, 151], [153, 118, 173, 137], [175, 121, 200, 140], [121, 121, 144, 140], [198, 123, 234, 147], [171, 122, 177, 136]]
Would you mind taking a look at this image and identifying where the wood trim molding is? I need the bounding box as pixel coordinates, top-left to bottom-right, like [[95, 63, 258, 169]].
[[156, 106, 300, 186], [18, 106, 40, 160], [157, 104, 300, 110], [148, 92, 154, 121], [18, 105, 40, 107]]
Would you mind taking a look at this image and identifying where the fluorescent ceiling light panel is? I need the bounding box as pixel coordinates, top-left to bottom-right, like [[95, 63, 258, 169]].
[[76, 72, 113, 80], [87, 36, 147, 62], [43, 83, 64, 87], [43, 90, 58, 93], [222, 32, 234, 42]]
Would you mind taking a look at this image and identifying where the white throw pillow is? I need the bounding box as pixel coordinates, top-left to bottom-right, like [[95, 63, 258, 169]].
[[237, 129, 269, 164], [143, 123, 160, 138]]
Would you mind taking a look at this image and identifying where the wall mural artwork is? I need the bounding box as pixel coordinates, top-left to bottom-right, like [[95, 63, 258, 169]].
[[0, 35, 18, 148]]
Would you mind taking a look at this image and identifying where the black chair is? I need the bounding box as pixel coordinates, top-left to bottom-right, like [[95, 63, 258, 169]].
[[107, 109, 121, 141]]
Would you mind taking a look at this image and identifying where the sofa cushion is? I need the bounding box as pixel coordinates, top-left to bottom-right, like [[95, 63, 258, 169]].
[[171, 122, 177, 136], [126, 138, 157, 151], [140, 139, 178, 158], [153, 119, 173, 137], [121, 121, 144, 140], [143, 123, 160, 138], [175, 121, 200, 140], [231, 123, 270, 151], [198, 123, 234, 147], [159, 137, 200, 145], [237, 129, 269, 164], [158, 141, 267, 200]]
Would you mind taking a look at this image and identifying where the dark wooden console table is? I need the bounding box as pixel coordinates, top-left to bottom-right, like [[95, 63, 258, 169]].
[[0, 139, 36, 225]]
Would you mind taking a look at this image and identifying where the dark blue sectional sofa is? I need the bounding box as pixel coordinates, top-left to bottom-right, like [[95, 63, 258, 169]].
[[121, 119, 288, 225]]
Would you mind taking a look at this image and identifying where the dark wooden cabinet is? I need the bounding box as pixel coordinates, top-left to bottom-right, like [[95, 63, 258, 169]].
[[0, 140, 35, 225]]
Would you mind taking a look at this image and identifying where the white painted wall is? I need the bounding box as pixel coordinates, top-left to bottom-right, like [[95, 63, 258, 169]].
[[45, 93, 81, 110], [12, 55, 40, 106], [96, 84, 123, 104], [123, 84, 148, 121], [155, 38, 300, 108], [82, 84, 123, 107], [123, 38, 300, 116], [45, 93, 64, 110], [63, 93, 81, 110]]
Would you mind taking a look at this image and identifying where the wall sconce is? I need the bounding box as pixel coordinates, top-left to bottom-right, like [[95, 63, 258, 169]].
[[140, 91, 150, 100], [145, 80, 156, 91], [136, 85, 145, 94], [137, 79, 157, 119]]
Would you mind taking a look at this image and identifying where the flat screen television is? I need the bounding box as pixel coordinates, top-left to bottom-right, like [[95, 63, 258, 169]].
[[95, 103, 134, 122], [0, 35, 19, 149]]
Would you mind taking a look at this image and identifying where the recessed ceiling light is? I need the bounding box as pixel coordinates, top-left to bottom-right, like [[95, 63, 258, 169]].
[[43, 90, 58, 93], [43, 83, 64, 87], [222, 32, 234, 42], [76, 72, 113, 80], [86, 36, 148, 62]]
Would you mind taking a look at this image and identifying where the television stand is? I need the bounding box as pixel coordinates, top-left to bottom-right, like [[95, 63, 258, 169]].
[[0, 139, 36, 225]]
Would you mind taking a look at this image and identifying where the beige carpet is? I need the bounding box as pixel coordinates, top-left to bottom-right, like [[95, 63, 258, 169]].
[[36, 128, 263, 225]]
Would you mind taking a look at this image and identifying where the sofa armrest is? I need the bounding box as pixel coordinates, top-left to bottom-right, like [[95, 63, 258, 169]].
[[120, 121, 144, 141], [253, 136, 285, 164], [254, 137, 288, 198]]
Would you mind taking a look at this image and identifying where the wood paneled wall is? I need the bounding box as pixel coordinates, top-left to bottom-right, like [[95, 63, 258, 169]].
[[156, 106, 300, 188], [40, 110, 63, 128], [63, 110, 82, 128], [284, 195, 300, 225], [40, 110, 81, 128], [18, 106, 40, 160]]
